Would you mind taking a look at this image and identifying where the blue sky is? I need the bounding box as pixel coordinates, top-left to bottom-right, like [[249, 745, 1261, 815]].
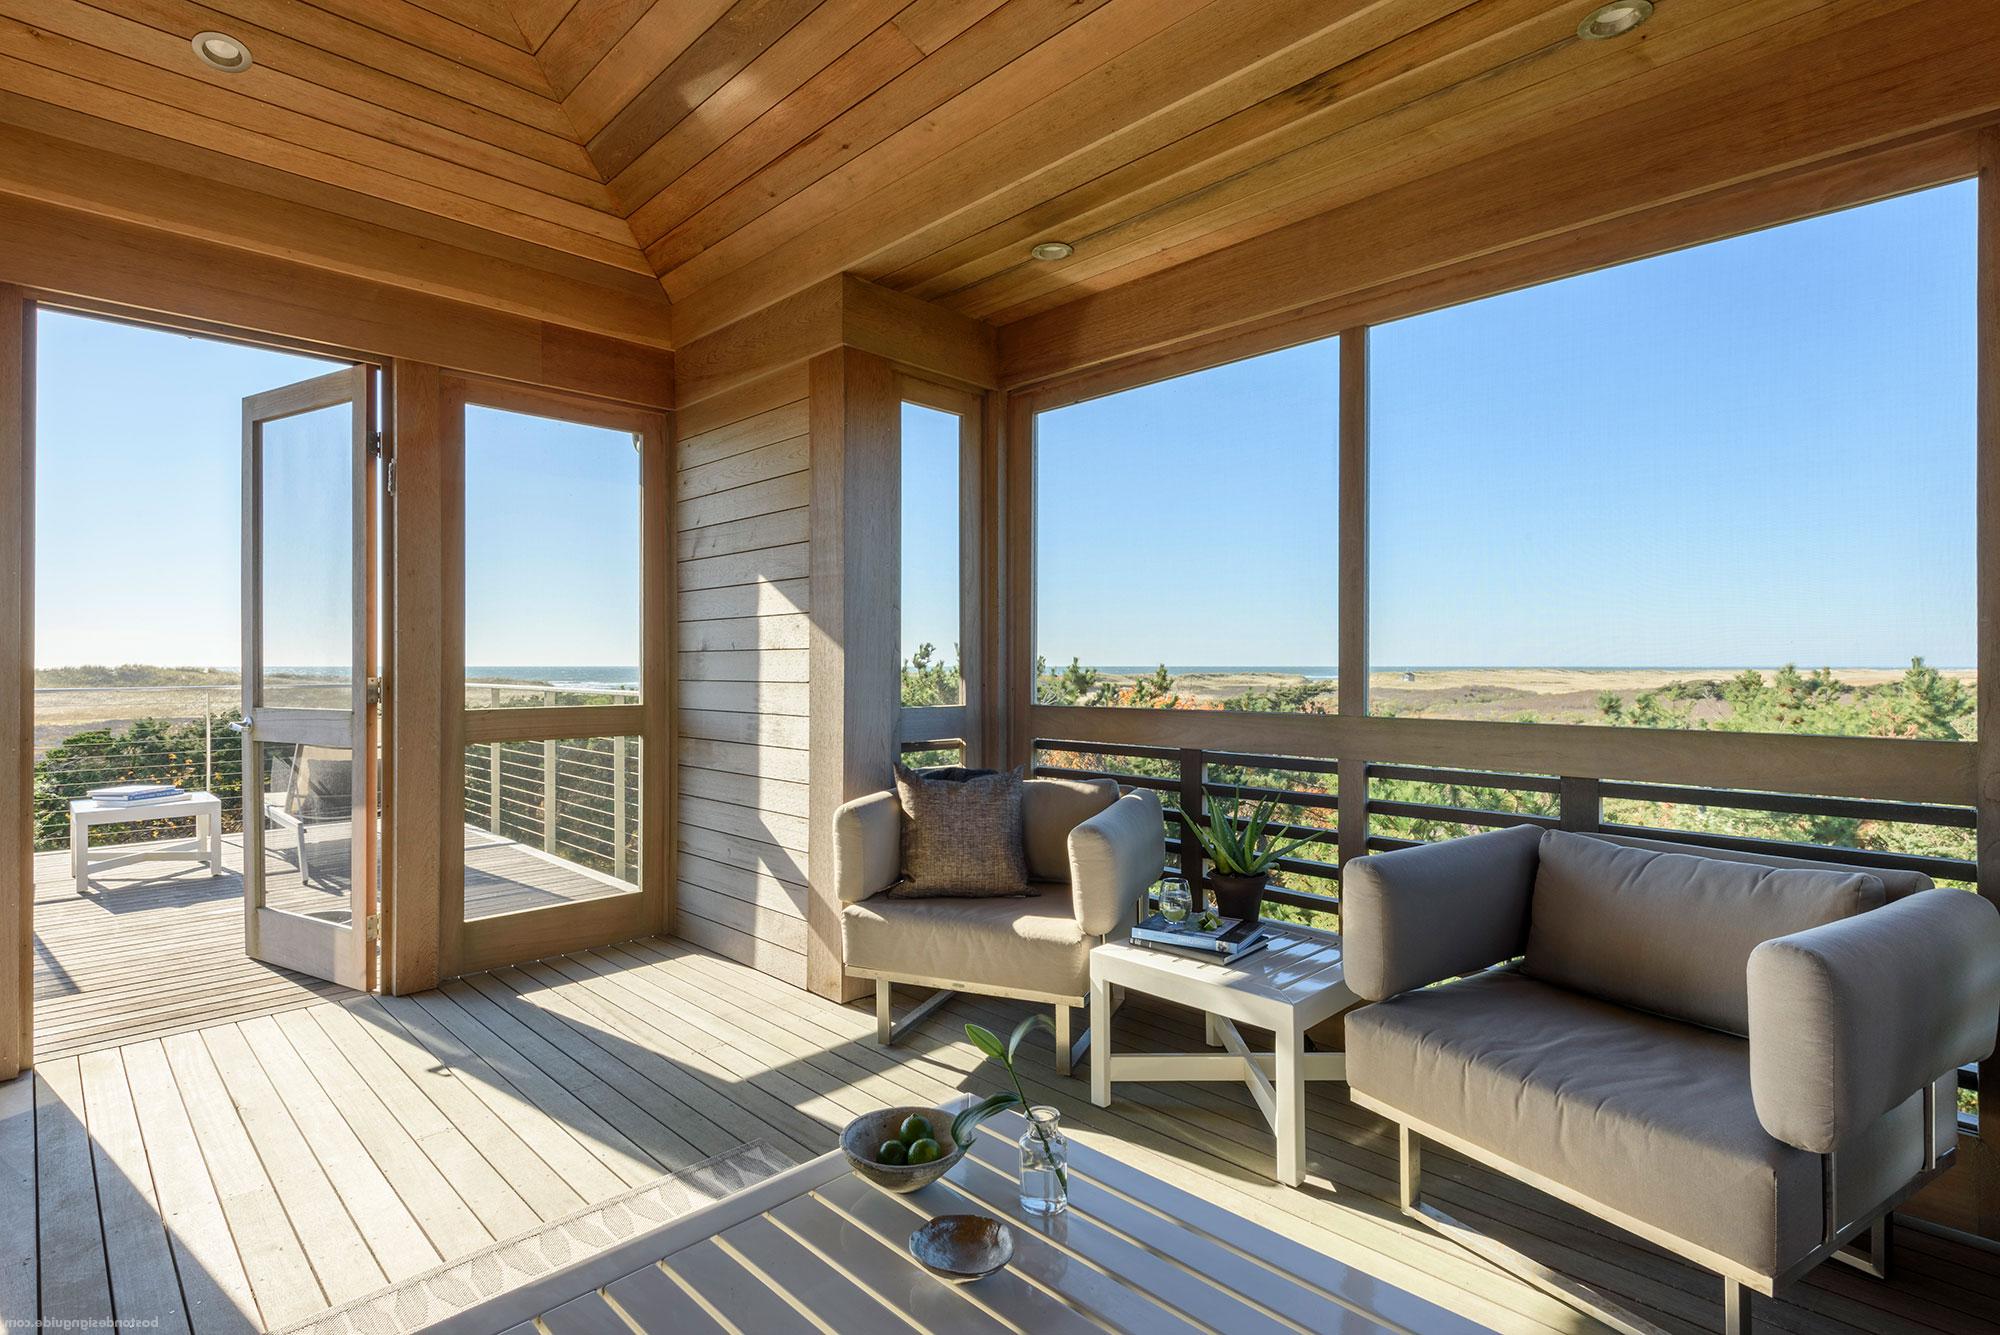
[[34, 181, 1977, 674], [34, 312, 639, 670], [901, 402, 963, 670], [1038, 180, 1976, 670]]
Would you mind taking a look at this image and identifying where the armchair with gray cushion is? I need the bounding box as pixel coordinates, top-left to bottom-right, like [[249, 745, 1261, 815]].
[[1341, 825, 2000, 1335], [834, 776, 1165, 1074]]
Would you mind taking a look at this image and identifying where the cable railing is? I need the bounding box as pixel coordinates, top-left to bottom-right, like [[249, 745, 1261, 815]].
[[32, 685, 240, 850], [461, 714, 640, 885]]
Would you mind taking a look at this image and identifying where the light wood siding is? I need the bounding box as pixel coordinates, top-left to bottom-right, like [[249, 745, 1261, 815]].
[[675, 364, 813, 987]]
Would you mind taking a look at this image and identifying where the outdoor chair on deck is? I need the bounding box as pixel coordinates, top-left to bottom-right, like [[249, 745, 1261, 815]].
[[1341, 826, 2000, 1335], [265, 745, 353, 888], [834, 776, 1165, 1074]]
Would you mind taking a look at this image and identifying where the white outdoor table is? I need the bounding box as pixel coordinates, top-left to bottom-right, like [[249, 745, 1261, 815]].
[[431, 1110, 1488, 1335], [68, 792, 223, 894], [1090, 927, 1357, 1186]]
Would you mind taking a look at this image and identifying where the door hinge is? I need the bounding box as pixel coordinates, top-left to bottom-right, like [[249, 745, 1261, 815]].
[[368, 430, 384, 457], [384, 458, 397, 496], [366, 676, 384, 708], [364, 913, 382, 942]]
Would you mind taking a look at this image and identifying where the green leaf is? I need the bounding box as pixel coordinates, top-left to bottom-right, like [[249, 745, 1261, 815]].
[[1007, 1013, 1052, 1065], [950, 1091, 1021, 1148], [965, 1024, 1004, 1060]]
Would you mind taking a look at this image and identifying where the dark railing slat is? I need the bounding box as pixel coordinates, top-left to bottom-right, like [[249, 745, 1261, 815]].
[[1365, 763, 1563, 794], [1365, 800, 1558, 831], [1598, 781, 1976, 829], [1200, 781, 1339, 810], [1204, 749, 1340, 776], [1595, 822, 1975, 881], [1032, 765, 1179, 795]]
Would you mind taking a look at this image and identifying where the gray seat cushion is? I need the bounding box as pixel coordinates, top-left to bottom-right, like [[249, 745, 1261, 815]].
[[1526, 830, 1884, 1035], [842, 884, 1089, 1000], [1346, 969, 1927, 1277]]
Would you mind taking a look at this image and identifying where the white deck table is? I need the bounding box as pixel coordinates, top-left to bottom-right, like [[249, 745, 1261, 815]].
[[68, 792, 223, 894], [432, 1110, 1489, 1335], [1090, 927, 1357, 1186]]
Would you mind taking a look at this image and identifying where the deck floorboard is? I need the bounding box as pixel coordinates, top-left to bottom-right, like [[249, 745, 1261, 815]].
[[2, 929, 1992, 1334]]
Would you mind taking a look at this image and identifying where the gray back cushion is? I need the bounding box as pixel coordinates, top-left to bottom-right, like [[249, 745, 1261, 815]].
[[1589, 832, 1932, 901], [1020, 776, 1119, 882], [1525, 830, 1886, 1035]]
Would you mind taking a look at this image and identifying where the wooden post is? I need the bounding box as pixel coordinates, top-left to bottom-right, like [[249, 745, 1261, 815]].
[[1974, 127, 2000, 1237], [1178, 748, 1206, 892], [385, 360, 444, 994], [0, 286, 30, 1078], [488, 741, 503, 833], [1559, 777, 1601, 833], [1337, 330, 1369, 876], [542, 740, 560, 853], [808, 347, 900, 1002]]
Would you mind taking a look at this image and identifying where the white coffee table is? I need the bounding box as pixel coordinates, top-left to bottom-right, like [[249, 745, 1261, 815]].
[[1091, 927, 1356, 1186], [68, 792, 223, 894]]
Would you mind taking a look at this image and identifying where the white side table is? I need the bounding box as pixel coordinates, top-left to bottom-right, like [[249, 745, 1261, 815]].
[[68, 793, 223, 894], [1090, 927, 1357, 1186]]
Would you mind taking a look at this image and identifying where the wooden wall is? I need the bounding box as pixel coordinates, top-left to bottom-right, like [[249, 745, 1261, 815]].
[[673, 362, 815, 988]]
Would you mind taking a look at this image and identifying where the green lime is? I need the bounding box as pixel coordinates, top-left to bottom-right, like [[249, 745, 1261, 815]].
[[898, 1114, 934, 1144], [876, 1139, 908, 1165], [905, 1137, 942, 1165]]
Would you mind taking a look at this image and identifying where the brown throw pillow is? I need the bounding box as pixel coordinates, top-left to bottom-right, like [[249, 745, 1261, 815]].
[[889, 764, 1032, 898]]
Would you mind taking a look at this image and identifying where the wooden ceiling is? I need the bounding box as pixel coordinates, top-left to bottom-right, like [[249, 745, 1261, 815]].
[[1, 0, 1993, 352]]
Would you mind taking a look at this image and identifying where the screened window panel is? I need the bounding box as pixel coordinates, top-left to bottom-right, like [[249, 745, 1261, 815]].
[[901, 402, 963, 707]]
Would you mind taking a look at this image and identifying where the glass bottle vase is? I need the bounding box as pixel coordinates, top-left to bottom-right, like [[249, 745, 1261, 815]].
[[1019, 1105, 1069, 1215]]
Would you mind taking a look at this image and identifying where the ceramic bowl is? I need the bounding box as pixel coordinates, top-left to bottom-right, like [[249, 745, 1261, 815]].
[[907, 1214, 1014, 1282], [840, 1106, 966, 1193]]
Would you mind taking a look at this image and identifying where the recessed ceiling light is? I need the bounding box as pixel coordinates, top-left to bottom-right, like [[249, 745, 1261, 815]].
[[1029, 241, 1074, 262], [192, 31, 253, 73], [1577, 0, 1653, 39]]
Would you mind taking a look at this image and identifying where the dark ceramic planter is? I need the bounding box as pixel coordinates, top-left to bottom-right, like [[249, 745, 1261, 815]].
[[1206, 871, 1268, 924]]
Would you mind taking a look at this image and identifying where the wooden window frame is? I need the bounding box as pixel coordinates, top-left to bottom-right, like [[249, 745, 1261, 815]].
[[895, 375, 985, 765], [438, 375, 671, 978]]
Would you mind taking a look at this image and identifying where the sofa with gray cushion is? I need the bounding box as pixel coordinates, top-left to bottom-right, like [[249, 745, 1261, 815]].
[[834, 775, 1165, 1073], [1341, 825, 2000, 1335]]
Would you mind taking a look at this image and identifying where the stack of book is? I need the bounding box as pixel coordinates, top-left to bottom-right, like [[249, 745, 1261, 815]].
[[1130, 912, 1269, 961], [87, 783, 186, 805]]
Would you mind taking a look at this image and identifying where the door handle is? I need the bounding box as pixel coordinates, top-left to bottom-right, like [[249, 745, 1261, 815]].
[[228, 718, 252, 734]]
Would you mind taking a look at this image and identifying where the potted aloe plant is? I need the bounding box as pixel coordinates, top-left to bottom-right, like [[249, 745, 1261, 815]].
[[1186, 788, 1322, 923]]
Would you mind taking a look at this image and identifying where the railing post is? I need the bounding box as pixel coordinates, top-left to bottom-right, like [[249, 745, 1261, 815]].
[[1178, 747, 1206, 893], [1560, 776, 1601, 832], [612, 735, 630, 882], [488, 742, 503, 833], [542, 689, 559, 853], [203, 688, 213, 794], [1337, 757, 1369, 873]]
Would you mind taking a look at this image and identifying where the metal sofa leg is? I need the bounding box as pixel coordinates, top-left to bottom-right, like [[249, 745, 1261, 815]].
[[1397, 1122, 1676, 1335], [1724, 1278, 1753, 1335], [1831, 1213, 1892, 1280], [874, 981, 954, 1047]]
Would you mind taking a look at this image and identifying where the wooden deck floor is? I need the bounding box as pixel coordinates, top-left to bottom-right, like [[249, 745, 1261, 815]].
[[31, 833, 629, 1062], [3, 937, 1994, 1335]]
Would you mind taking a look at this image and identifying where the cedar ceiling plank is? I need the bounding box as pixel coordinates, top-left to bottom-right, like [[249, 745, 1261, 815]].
[[622, 19, 924, 248], [634, 0, 1122, 263], [662, 0, 1389, 338], [563, 0, 737, 141], [506, 0, 581, 52], [963, 0, 1867, 322], [602, 0, 911, 211], [188, 0, 578, 135], [929, 0, 1808, 316], [996, 0, 2000, 381], [587, 0, 825, 182], [295, 0, 555, 93], [92, 0, 596, 175], [531, 0, 653, 99], [13, 0, 608, 201], [399, 0, 535, 50], [888, 0, 1005, 55], [0, 47, 649, 272], [0, 117, 673, 344], [888, 0, 1564, 299], [0, 85, 664, 303]]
